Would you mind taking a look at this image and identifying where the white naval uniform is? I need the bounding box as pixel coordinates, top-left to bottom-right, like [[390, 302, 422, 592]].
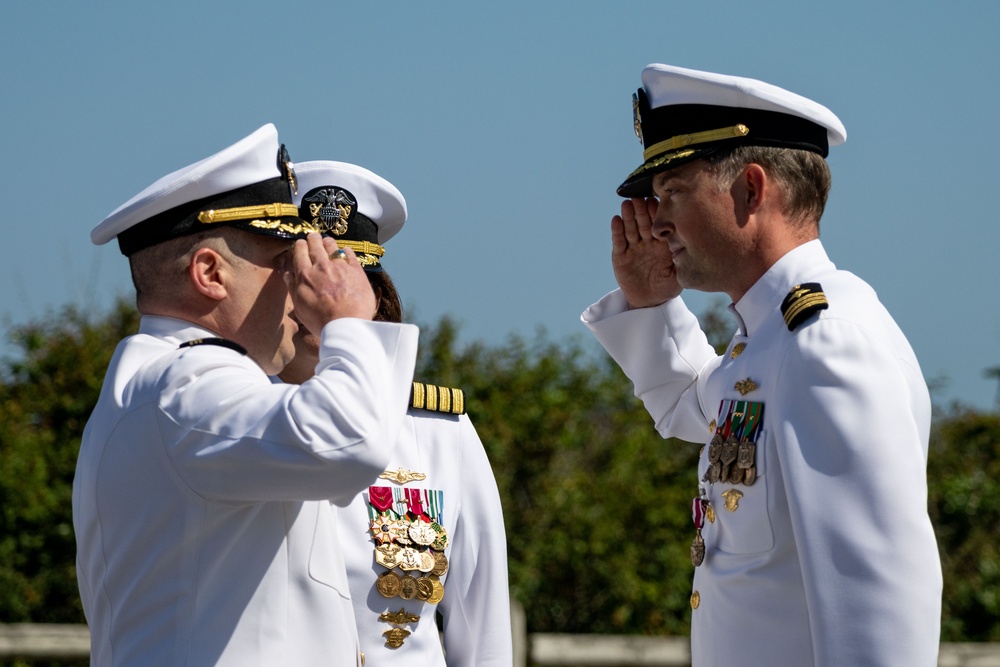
[[340, 400, 512, 666], [582, 240, 942, 666], [73, 315, 418, 667]]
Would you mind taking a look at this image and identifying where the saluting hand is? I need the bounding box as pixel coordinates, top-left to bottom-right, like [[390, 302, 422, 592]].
[[611, 197, 682, 308], [286, 233, 377, 336]]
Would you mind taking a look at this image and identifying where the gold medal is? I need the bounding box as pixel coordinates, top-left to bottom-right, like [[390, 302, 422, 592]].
[[376, 571, 402, 598], [392, 518, 412, 545], [705, 502, 716, 524], [691, 530, 705, 567], [721, 436, 738, 465], [728, 464, 744, 485], [398, 547, 423, 571], [743, 465, 757, 486], [399, 575, 419, 600], [374, 543, 403, 569], [707, 461, 721, 484], [369, 513, 400, 545], [408, 521, 437, 546], [737, 441, 755, 469], [707, 433, 723, 464], [430, 522, 449, 551], [415, 576, 434, 601], [430, 551, 449, 576], [416, 550, 434, 573], [427, 576, 445, 604]]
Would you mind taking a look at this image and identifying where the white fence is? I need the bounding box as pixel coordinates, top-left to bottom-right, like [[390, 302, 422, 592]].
[[3, 617, 999, 666]]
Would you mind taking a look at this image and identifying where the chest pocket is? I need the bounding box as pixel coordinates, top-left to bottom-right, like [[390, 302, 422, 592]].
[[308, 503, 351, 598], [707, 428, 773, 555]]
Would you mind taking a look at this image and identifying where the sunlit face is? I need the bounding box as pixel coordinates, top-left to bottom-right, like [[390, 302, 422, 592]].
[[278, 322, 321, 384], [228, 234, 298, 375], [650, 160, 747, 295]]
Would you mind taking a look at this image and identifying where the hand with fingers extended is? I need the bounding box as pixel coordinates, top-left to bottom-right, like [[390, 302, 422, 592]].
[[611, 197, 681, 308], [286, 233, 377, 335]]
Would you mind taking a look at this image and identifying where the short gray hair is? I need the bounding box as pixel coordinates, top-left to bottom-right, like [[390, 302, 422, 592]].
[[705, 146, 831, 227]]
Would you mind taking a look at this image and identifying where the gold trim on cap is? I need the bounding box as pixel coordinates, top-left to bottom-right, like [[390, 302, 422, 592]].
[[336, 240, 386, 257], [197, 203, 300, 224], [246, 218, 323, 235], [642, 124, 750, 162]]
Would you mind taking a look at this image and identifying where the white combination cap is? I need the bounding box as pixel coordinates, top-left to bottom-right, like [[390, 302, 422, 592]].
[[91, 124, 320, 255], [293, 160, 407, 272], [620, 64, 847, 197]]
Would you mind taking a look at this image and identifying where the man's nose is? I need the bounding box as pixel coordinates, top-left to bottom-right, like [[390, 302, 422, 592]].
[[651, 211, 671, 238]]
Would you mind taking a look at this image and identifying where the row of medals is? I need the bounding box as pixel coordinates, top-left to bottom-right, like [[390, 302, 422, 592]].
[[692, 434, 758, 567], [703, 433, 757, 486], [370, 511, 449, 647]]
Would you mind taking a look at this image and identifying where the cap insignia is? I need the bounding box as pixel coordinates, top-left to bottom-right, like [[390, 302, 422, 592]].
[[781, 283, 829, 331], [632, 92, 643, 143], [278, 144, 297, 196], [302, 186, 356, 236]]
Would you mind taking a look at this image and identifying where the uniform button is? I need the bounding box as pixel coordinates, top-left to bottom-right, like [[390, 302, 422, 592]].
[[690, 591, 700, 609], [731, 342, 746, 358]]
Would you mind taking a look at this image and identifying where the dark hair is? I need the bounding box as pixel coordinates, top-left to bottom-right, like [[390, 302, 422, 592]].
[[368, 271, 403, 324]]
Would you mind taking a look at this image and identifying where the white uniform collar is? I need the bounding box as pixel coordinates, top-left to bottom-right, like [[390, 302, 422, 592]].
[[138, 315, 225, 346], [730, 239, 834, 336]]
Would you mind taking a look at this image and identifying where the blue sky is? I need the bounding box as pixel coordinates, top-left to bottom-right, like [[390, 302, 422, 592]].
[[2, 1, 998, 411]]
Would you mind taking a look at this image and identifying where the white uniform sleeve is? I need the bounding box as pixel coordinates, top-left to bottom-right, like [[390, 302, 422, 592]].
[[773, 317, 941, 666], [151, 318, 419, 504], [582, 289, 720, 443], [439, 415, 512, 666]]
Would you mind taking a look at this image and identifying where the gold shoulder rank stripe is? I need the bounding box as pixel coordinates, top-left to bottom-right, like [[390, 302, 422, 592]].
[[780, 282, 828, 331], [410, 381, 465, 414]]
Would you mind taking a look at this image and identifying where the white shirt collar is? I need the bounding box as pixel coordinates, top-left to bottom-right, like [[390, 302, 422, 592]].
[[730, 239, 834, 336], [138, 315, 223, 345]]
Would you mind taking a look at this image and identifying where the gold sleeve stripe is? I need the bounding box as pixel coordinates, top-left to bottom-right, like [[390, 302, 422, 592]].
[[410, 382, 466, 414]]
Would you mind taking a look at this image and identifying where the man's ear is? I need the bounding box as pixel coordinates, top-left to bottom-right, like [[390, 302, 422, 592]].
[[743, 163, 767, 215], [189, 247, 228, 301]]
